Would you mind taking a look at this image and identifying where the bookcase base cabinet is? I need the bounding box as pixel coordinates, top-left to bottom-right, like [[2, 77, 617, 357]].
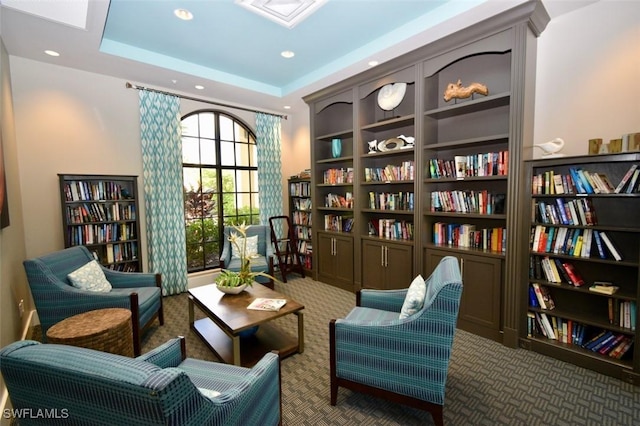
[[362, 239, 413, 290], [425, 248, 503, 343], [317, 232, 354, 292]]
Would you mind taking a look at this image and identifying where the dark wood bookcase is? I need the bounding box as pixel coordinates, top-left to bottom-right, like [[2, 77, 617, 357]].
[[58, 174, 142, 272], [521, 153, 640, 385], [304, 1, 549, 347], [288, 177, 312, 273]]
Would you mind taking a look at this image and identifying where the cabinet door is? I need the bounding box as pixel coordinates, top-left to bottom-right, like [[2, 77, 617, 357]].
[[362, 240, 385, 290], [385, 242, 414, 289], [334, 234, 354, 292], [317, 233, 336, 282], [425, 248, 502, 342], [459, 254, 502, 341]]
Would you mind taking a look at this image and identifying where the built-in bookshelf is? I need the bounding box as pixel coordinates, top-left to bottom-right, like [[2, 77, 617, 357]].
[[58, 174, 142, 272], [522, 153, 640, 385], [289, 177, 312, 273]]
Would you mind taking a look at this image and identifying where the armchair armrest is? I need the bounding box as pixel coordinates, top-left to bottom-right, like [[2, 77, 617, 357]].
[[358, 288, 407, 313], [220, 241, 232, 269], [137, 336, 186, 368], [102, 268, 160, 289]]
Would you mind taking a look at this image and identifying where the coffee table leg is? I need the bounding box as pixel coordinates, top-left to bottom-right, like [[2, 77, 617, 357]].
[[188, 295, 195, 326], [296, 311, 304, 354], [232, 336, 241, 366]]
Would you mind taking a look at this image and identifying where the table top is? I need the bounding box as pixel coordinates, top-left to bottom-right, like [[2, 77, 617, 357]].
[[188, 283, 304, 333]]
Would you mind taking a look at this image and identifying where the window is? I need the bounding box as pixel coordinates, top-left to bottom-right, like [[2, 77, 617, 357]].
[[182, 111, 260, 272]]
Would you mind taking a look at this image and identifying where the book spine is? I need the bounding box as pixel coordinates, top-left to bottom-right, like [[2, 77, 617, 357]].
[[614, 164, 638, 193], [599, 231, 622, 261]]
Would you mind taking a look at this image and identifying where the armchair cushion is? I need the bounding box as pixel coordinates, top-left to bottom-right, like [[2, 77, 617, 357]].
[[231, 235, 259, 258], [67, 259, 112, 292], [399, 274, 426, 319]]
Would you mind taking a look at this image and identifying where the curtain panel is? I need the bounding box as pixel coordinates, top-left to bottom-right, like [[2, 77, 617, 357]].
[[256, 113, 284, 225], [139, 91, 188, 295]]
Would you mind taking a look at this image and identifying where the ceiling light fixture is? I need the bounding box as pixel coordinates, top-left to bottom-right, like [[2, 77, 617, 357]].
[[284, 105, 291, 109], [174, 8, 193, 21], [195, 85, 204, 90], [368, 60, 379, 67], [44, 50, 60, 57], [281, 50, 295, 59], [235, 0, 327, 29]]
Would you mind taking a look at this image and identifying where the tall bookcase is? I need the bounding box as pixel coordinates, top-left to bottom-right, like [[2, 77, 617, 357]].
[[521, 153, 640, 384], [59, 174, 142, 272], [289, 177, 312, 273], [305, 1, 549, 345]]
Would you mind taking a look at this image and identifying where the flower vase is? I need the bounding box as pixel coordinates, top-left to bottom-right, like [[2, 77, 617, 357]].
[[331, 138, 342, 158]]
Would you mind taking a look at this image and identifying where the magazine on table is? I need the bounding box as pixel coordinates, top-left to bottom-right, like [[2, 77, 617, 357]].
[[247, 298, 287, 311]]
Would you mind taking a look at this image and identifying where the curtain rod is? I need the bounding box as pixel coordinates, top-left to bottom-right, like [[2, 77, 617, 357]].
[[125, 82, 287, 120]]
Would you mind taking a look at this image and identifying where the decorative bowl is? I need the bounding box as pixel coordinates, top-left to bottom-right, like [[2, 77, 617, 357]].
[[216, 284, 247, 294]]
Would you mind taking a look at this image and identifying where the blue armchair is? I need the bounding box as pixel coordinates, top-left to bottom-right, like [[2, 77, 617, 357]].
[[23, 246, 163, 356], [0, 337, 282, 425], [329, 256, 463, 426], [220, 224, 275, 288]]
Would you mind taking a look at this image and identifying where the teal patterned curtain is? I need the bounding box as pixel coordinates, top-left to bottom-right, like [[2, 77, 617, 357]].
[[139, 91, 188, 295], [256, 113, 284, 224]]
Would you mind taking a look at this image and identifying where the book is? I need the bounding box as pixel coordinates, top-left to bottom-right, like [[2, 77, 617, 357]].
[[614, 164, 638, 193], [531, 283, 554, 310], [247, 298, 287, 311], [561, 262, 585, 287], [589, 285, 619, 295], [599, 231, 622, 261], [625, 169, 640, 194], [592, 230, 607, 259]]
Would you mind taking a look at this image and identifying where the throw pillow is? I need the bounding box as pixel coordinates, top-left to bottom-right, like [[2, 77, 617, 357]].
[[399, 274, 426, 319], [231, 235, 259, 258], [67, 260, 112, 292]]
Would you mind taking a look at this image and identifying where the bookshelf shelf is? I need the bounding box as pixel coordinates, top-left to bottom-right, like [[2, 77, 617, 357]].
[[523, 153, 640, 385], [289, 177, 312, 274], [58, 174, 142, 272]]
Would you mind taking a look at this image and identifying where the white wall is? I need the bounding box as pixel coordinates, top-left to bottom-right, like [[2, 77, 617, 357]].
[[533, 0, 640, 157]]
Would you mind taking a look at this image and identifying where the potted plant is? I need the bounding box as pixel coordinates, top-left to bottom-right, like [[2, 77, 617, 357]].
[[215, 222, 277, 294]]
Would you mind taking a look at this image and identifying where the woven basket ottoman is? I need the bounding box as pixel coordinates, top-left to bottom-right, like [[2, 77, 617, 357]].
[[46, 308, 134, 357]]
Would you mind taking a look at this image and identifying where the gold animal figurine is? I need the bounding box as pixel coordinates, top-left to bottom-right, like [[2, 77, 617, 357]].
[[443, 79, 489, 102]]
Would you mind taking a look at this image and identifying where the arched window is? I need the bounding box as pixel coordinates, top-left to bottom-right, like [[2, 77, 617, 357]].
[[182, 110, 259, 272]]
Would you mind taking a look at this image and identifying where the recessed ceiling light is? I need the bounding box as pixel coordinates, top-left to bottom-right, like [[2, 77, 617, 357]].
[[195, 85, 204, 90], [281, 50, 295, 59], [174, 8, 193, 20], [284, 105, 291, 110], [368, 60, 379, 67], [45, 50, 60, 57]]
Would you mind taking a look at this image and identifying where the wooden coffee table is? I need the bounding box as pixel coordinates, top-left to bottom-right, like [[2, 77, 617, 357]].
[[188, 283, 304, 367]]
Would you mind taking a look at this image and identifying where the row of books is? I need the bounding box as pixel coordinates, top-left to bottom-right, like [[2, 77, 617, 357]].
[[323, 168, 354, 184], [66, 202, 136, 224], [297, 240, 312, 257], [294, 224, 312, 240], [531, 282, 635, 330], [293, 212, 312, 227], [104, 242, 139, 264], [531, 226, 622, 261], [363, 161, 415, 182], [527, 312, 634, 360], [324, 215, 353, 232], [427, 151, 508, 179], [67, 223, 137, 246], [367, 219, 413, 241], [532, 168, 616, 195], [64, 181, 133, 202], [530, 257, 585, 286], [433, 222, 506, 252], [431, 190, 506, 215], [293, 198, 311, 211], [367, 191, 414, 211], [534, 198, 596, 226], [290, 181, 310, 197], [325, 192, 353, 209], [298, 253, 312, 270]]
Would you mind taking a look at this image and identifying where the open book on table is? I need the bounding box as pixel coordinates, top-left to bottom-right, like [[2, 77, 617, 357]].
[[247, 298, 287, 311]]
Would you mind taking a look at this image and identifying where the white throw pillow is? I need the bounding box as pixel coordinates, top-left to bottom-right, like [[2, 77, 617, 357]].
[[399, 275, 426, 319], [231, 235, 259, 258], [67, 260, 112, 292]]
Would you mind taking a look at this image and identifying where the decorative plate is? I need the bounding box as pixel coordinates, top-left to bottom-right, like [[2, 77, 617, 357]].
[[378, 137, 405, 152]]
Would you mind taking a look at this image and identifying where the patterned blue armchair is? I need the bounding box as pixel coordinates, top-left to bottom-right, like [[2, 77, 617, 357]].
[[23, 246, 163, 356], [220, 224, 275, 289], [329, 256, 463, 426], [0, 337, 281, 426]]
